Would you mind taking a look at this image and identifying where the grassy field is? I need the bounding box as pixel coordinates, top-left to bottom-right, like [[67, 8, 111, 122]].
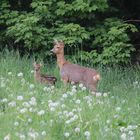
[[0, 51, 140, 140]]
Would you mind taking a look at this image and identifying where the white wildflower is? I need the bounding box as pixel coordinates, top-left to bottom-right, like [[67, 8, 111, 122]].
[[64, 132, 70, 137], [17, 72, 23, 77], [19, 134, 25, 140], [22, 102, 30, 108], [77, 108, 82, 112], [50, 85, 54, 90], [48, 100, 52, 103], [65, 120, 71, 124], [37, 110, 45, 116], [103, 92, 108, 97], [120, 133, 126, 140], [75, 127, 80, 133], [68, 112, 74, 117], [41, 131, 47, 136], [91, 91, 96, 95], [82, 86, 86, 91], [72, 114, 78, 120], [31, 97, 36, 101], [29, 97, 37, 106], [1, 82, 5, 87], [21, 78, 25, 85], [4, 134, 10, 140], [28, 130, 38, 139], [71, 88, 77, 93], [2, 98, 8, 103], [127, 125, 137, 130], [116, 107, 121, 112], [106, 120, 110, 124], [62, 93, 68, 98], [72, 85, 76, 89], [50, 107, 55, 112], [29, 84, 35, 90], [69, 91, 74, 96], [120, 127, 125, 132], [96, 92, 102, 97], [84, 131, 90, 137], [8, 72, 12, 75], [8, 101, 16, 107], [72, 109, 77, 112], [29, 108, 34, 112], [28, 118, 32, 123], [71, 81, 75, 85], [79, 83, 84, 88], [75, 99, 81, 104], [128, 131, 133, 136], [17, 95, 24, 101], [14, 121, 19, 126], [19, 108, 27, 114], [129, 137, 135, 140], [29, 100, 37, 106], [114, 114, 119, 118], [61, 104, 66, 108], [43, 87, 48, 92], [31, 70, 34, 74]]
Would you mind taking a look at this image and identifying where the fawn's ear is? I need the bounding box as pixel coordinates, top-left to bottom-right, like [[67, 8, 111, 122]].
[[39, 63, 43, 67], [33, 62, 36, 66]]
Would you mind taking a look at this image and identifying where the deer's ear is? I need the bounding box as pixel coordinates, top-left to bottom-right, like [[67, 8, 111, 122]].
[[60, 40, 64, 47], [54, 39, 58, 44]]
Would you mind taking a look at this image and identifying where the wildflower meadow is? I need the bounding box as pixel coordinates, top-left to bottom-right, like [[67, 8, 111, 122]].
[[0, 52, 140, 140]]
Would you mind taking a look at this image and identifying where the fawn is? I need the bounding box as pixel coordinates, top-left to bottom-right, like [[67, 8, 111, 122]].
[[50, 40, 100, 91], [33, 62, 57, 85]]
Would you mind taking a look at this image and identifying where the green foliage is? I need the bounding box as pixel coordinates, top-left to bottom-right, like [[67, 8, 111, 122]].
[[76, 18, 138, 64], [0, 0, 138, 64]]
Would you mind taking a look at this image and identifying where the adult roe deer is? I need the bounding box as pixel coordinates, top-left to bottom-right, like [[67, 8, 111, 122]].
[[50, 40, 100, 91], [33, 62, 57, 85]]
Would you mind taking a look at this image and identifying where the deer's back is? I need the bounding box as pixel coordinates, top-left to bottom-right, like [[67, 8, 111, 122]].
[[60, 62, 98, 83]]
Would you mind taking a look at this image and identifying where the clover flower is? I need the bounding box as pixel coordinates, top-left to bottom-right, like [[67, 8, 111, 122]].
[[29, 84, 35, 90], [41, 131, 47, 136], [19, 108, 27, 114], [37, 110, 45, 116], [8, 101, 16, 107], [64, 132, 70, 137], [17, 95, 24, 101], [17, 72, 23, 77], [75, 127, 80, 133], [84, 131, 90, 139]]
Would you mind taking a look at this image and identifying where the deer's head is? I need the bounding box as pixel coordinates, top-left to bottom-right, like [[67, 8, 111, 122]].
[[51, 40, 64, 54], [33, 62, 42, 72]]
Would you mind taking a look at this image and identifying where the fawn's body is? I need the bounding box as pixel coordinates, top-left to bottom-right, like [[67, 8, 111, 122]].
[[33, 63, 57, 85], [51, 41, 100, 91]]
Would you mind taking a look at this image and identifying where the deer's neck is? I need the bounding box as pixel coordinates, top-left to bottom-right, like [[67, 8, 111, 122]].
[[34, 70, 41, 80], [56, 53, 66, 70]]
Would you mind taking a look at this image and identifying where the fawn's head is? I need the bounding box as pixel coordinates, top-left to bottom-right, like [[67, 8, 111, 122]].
[[51, 40, 64, 54], [33, 62, 42, 72]]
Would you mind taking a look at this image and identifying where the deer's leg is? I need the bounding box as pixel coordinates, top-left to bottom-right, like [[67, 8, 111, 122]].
[[88, 84, 97, 92], [62, 76, 69, 91], [62, 76, 68, 85]]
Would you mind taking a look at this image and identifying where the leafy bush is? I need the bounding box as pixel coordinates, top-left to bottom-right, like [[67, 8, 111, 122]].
[[0, 0, 138, 64], [75, 18, 137, 64]]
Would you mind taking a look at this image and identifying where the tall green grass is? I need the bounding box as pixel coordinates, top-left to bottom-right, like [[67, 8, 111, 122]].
[[0, 51, 140, 140]]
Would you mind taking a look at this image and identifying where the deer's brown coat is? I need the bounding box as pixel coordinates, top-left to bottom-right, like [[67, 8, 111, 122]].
[[51, 41, 100, 91]]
